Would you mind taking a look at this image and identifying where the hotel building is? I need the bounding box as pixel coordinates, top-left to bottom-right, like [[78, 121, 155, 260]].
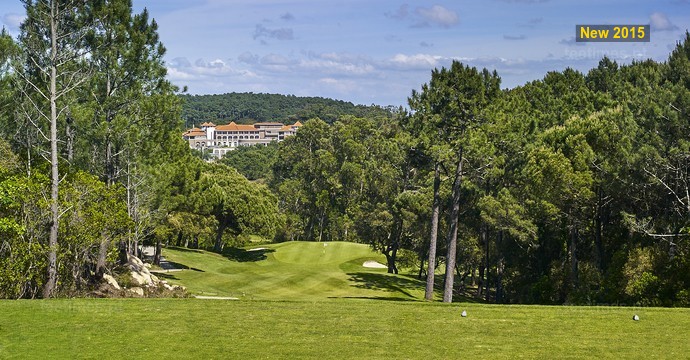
[[182, 121, 302, 158]]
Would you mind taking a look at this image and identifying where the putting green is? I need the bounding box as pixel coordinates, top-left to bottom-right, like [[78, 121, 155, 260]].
[[160, 241, 427, 300]]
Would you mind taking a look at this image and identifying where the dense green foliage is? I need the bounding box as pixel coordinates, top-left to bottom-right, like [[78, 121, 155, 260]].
[[149, 158, 282, 255], [0, 1, 280, 298], [264, 33, 690, 306], [180, 92, 394, 127], [2, 299, 689, 358], [220, 141, 278, 181]]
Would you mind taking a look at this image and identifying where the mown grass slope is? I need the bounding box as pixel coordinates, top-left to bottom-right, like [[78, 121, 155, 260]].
[[2, 299, 688, 359], [158, 241, 427, 300]]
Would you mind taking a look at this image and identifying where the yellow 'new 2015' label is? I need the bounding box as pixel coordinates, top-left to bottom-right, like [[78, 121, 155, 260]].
[[576, 25, 650, 42]]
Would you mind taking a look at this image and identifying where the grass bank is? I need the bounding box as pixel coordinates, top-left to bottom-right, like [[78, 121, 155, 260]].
[[158, 241, 429, 300]]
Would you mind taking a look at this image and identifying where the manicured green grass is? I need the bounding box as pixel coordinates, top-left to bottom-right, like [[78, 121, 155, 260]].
[[1, 298, 688, 359], [2, 242, 688, 358], [159, 241, 428, 300]]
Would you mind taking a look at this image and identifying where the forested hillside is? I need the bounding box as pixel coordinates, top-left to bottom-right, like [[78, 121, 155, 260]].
[[179, 92, 394, 127]]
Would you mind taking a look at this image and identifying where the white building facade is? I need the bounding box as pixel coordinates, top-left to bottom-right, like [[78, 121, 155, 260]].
[[182, 121, 302, 158]]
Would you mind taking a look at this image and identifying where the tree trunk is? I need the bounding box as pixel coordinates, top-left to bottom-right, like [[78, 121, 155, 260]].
[[214, 222, 227, 253], [176, 230, 183, 247], [425, 162, 441, 301], [96, 230, 111, 275], [443, 148, 464, 303], [65, 113, 74, 162], [153, 238, 162, 266], [384, 247, 399, 274], [496, 231, 505, 303], [318, 210, 325, 242], [385, 218, 402, 274], [418, 255, 425, 280], [477, 223, 488, 299], [43, 3, 59, 298], [570, 223, 579, 291], [105, 134, 115, 185], [477, 265, 485, 299], [594, 187, 603, 271]]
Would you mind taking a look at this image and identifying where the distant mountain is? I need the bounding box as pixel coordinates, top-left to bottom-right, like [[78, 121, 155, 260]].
[[179, 92, 394, 128]]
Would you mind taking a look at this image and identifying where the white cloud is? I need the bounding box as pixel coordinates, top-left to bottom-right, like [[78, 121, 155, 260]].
[[166, 67, 196, 81], [2, 13, 24, 31], [386, 4, 459, 28], [317, 77, 360, 94], [258, 53, 294, 72], [243, 52, 377, 77], [238, 52, 259, 65], [260, 53, 292, 65], [650, 12, 678, 31], [209, 59, 226, 68], [388, 53, 443, 69], [167, 57, 257, 80], [169, 57, 192, 68], [415, 5, 459, 28], [302, 60, 375, 76]]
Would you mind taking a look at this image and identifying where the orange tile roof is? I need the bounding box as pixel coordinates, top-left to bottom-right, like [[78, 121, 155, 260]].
[[216, 121, 256, 131], [184, 130, 206, 137], [184, 121, 301, 136], [280, 121, 303, 131], [182, 127, 205, 136]]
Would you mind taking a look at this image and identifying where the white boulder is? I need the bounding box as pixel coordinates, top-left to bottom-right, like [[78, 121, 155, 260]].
[[102, 273, 121, 290], [128, 254, 154, 287], [128, 287, 144, 297]]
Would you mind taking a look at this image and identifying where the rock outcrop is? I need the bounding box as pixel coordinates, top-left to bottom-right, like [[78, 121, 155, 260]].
[[128, 254, 154, 287], [102, 273, 121, 290], [99, 254, 186, 298]]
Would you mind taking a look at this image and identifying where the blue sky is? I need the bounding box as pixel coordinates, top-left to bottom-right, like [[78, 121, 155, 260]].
[[1, 1, 688, 106]]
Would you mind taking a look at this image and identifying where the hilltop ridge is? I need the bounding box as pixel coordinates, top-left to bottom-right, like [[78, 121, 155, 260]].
[[179, 92, 395, 128]]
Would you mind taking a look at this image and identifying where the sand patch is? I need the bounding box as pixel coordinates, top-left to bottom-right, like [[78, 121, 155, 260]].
[[363, 260, 387, 269]]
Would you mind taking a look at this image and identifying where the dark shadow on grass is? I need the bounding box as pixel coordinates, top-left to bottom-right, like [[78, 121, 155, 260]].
[[166, 246, 204, 253], [328, 296, 419, 302], [222, 247, 275, 262], [154, 272, 181, 281], [157, 260, 204, 272], [346, 272, 424, 299], [423, 274, 487, 304]]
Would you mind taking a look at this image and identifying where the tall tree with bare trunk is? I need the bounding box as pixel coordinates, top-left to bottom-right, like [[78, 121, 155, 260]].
[[16, 0, 90, 298]]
